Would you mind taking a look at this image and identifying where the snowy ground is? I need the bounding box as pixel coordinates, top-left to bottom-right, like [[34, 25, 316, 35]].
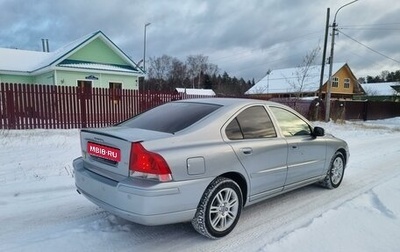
[[1, 118, 400, 252]]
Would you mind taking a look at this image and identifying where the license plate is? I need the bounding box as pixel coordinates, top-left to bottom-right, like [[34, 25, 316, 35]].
[[87, 142, 121, 162]]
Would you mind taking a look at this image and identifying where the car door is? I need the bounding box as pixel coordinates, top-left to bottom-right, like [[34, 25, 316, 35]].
[[224, 105, 288, 202], [269, 106, 327, 187]]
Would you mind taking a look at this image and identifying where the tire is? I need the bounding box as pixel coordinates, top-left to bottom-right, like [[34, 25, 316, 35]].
[[320, 152, 345, 189], [192, 177, 243, 239]]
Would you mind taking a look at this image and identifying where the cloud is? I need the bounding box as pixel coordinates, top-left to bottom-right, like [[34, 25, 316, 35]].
[[1, 0, 399, 81]]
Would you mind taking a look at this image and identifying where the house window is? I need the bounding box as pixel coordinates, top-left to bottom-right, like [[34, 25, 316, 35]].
[[344, 78, 350, 89], [332, 77, 339, 88], [77, 80, 92, 99], [109, 82, 122, 101]]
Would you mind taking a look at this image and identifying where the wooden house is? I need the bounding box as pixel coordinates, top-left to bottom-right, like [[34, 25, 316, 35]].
[[246, 63, 364, 100]]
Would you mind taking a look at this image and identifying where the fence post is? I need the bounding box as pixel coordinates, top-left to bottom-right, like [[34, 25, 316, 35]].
[[363, 101, 369, 121], [80, 94, 87, 128], [6, 84, 16, 129]]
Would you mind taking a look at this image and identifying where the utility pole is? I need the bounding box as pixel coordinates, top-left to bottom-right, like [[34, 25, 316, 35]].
[[143, 23, 151, 73], [325, 0, 358, 122], [319, 8, 330, 100], [142, 22, 151, 92]]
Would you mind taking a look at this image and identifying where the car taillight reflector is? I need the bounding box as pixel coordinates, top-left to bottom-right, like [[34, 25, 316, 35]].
[[129, 142, 172, 182]]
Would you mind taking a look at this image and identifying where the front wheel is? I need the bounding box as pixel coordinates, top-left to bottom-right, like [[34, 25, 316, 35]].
[[192, 177, 243, 239], [320, 152, 345, 189]]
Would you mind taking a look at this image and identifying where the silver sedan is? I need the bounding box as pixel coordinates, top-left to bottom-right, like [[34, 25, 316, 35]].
[[73, 98, 349, 239]]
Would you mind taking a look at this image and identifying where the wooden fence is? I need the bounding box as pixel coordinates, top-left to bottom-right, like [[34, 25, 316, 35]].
[[256, 97, 400, 121], [0, 83, 206, 130], [330, 100, 400, 121]]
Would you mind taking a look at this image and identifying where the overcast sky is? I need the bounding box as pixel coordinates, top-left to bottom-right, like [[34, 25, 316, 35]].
[[1, 0, 399, 81]]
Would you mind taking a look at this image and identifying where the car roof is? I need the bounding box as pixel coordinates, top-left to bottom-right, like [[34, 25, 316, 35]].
[[174, 97, 279, 107]]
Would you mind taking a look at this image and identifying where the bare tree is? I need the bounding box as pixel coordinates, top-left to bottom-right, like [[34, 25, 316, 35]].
[[380, 70, 390, 82], [169, 58, 189, 87], [147, 55, 173, 90], [286, 46, 321, 99], [186, 55, 218, 88]]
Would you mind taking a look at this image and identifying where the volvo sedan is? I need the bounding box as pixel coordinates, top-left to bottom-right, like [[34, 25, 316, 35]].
[[73, 98, 349, 239]]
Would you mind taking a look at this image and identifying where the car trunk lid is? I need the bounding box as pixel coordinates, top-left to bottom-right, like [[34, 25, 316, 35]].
[[80, 127, 172, 181]]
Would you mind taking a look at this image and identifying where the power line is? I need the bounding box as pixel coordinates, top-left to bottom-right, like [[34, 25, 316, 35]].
[[340, 22, 400, 27], [341, 27, 400, 31], [340, 22, 400, 31], [338, 30, 400, 64]]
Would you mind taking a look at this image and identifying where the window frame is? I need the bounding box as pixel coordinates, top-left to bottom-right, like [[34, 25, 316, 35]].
[[332, 77, 339, 88], [77, 80, 92, 100], [268, 106, 313, 137], [344, 78, 350, 89], [224, 105, 277, 140], [109, 82, 123, 101]]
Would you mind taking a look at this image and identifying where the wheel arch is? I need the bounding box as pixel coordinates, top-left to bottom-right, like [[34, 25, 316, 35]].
[[336, 148, 348, 166], [219, 172, 248, 206]]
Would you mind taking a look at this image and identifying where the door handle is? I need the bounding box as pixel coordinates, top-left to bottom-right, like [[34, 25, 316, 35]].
[[240, 147, 253, 155]]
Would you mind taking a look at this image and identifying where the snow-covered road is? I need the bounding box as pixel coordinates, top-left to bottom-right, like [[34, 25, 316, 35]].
[[1, 119, 400, 252]]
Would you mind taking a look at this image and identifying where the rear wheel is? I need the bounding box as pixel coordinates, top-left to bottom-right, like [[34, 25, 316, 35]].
[[320, 152, 345, 189], [192, 177, 243, 239]]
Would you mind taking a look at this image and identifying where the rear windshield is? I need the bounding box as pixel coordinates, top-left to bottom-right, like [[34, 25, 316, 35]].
[[118, 102, 221, 133]]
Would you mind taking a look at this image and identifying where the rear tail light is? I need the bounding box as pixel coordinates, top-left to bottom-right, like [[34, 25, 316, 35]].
[[129, 142, 172, 182]]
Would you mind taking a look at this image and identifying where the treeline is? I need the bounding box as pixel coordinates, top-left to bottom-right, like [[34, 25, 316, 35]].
[[359, 70, 400, 83], [144, 54, 400, 95], [143, 54, 254, 96]]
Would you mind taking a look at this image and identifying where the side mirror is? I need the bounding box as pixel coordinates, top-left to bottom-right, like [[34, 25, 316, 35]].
[[313, 126, 325, 137]]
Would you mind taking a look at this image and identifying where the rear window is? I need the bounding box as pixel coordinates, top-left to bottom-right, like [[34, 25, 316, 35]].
[[118, 102, 221, 133]]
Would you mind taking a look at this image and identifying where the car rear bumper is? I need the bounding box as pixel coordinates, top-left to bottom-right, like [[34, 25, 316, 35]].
[[73, 157, 211, 226]]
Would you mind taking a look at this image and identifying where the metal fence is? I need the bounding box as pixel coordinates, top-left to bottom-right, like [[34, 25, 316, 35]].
[[2, 82, 400, 130], [0, 83, 207, 129]]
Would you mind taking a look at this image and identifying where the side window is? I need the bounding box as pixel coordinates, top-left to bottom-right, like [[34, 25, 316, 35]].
[[225, 118, 243, 140], [332, 77, 339, 87], [109, 82, 122, 101], [225, 106, 276, 140], [270, 107, 311, 137], [344, 78, 350, 89], [77, 80, 92, 100]]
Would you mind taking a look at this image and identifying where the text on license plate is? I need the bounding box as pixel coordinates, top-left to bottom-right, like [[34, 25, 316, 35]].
[[87, 142, 121, 162]]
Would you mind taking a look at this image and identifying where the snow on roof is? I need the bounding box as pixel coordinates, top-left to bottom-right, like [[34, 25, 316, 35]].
[[175, 88, 216, 96], [245, 63, 346, 94], [0, 31, 142, 74], [0, 31, 98, 73], [0, 48, 53, 72], [361, 82, 400, 96]]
